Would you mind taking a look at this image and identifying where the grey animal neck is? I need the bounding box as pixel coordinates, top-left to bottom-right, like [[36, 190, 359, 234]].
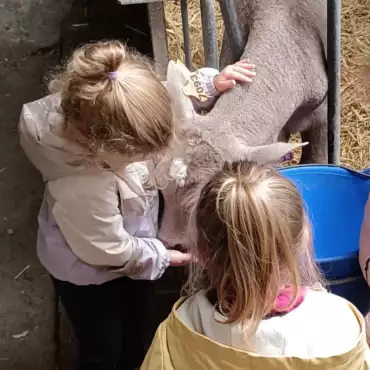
[[206, 18, 320, 147]]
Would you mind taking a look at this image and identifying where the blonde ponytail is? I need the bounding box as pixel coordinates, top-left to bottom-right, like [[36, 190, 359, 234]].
[[48, 40, 175, 160], [187, 161, 322, 336]]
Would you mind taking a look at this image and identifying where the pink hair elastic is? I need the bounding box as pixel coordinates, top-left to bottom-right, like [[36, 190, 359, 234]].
[[108, 71, 119, 80]]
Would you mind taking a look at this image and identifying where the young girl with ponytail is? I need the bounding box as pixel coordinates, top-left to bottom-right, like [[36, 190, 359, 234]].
[[142, 161, 370, 370]]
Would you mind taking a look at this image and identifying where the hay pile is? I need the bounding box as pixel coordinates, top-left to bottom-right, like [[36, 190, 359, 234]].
[[164, 0, 370, 170]]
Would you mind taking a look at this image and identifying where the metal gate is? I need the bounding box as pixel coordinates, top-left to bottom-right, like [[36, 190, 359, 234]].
[[179, 0, 341, 165]]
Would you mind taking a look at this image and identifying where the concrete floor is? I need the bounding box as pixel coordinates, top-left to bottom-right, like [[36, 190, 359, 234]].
[[0, 57, 57, 369], [0, 1, 74, 367]]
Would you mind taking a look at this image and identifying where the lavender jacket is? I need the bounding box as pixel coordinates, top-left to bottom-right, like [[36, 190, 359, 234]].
[[19, 66, 219, 286]]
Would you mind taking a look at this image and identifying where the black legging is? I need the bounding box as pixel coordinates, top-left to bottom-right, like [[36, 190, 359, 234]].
[[53, 276, 152, 370], [52, 192, 183, 370]]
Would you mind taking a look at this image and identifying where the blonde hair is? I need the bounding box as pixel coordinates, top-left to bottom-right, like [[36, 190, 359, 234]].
[[188, 161, 322, 336], [49, 40, 175, 160]]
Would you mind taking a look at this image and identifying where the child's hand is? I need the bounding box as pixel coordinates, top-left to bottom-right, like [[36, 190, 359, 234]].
[[214, 59, 256, 93], [168, 249, 194, 266]]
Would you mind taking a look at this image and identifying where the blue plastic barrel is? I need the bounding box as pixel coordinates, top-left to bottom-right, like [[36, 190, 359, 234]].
[[279, 165, 370, 315]]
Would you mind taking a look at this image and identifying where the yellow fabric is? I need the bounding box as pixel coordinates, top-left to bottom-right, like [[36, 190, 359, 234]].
[[141, 299, 370, 370]]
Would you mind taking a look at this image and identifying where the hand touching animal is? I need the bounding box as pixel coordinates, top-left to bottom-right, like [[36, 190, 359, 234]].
[[214, 59, 256, 92]]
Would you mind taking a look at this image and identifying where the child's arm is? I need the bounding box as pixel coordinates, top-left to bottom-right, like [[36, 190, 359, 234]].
[[163, 59, 256, 113], [46, 181, 190, 280], [360, 194, 370, 284]]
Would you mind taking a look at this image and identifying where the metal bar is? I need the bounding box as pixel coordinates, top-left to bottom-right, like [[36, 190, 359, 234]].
[[199, 0, 219, 69], [219, 0, 244, 62], [181, 0, 192, 69], [147, 1, 169, 79], [327, 0, 341, 164]]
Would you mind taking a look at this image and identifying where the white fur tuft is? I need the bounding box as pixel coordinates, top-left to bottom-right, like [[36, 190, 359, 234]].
[[169, 157, 188, 187]]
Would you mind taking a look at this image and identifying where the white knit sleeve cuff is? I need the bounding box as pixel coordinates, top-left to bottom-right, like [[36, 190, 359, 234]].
[[197, 67, 220, 97]]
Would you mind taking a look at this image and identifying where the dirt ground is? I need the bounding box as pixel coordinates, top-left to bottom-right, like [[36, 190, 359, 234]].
[[0, 1, 72, 368], [0, 56, 54, 368]]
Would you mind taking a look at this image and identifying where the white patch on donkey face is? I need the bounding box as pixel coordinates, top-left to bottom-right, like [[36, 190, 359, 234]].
[[169, 157, 188, 187]]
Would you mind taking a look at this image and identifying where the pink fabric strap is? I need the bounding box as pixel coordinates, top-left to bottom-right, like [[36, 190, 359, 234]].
[[268, 285, 307, 317]]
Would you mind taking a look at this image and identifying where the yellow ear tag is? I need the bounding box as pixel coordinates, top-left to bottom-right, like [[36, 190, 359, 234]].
[[182, 70, 209, 102]]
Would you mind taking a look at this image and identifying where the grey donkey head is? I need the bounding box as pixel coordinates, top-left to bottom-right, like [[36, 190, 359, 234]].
[[158, 60, 307, 248]]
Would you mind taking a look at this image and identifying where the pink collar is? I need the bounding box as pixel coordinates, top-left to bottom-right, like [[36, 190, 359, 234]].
[[206, 285, 307, 318], [268, 285, 307, 317]]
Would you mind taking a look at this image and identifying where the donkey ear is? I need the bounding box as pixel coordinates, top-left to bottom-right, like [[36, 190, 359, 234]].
[[166, 60, 195, 122], [234, 142, 309, 164]]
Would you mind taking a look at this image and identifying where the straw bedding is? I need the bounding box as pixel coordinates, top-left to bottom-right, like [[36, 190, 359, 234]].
[[163, 0, 370, 169]]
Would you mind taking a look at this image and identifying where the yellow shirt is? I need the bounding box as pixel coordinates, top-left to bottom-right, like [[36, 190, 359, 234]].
[[142, 297, 370, 370]]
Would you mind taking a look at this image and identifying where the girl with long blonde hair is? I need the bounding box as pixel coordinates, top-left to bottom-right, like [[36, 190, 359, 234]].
[[142, 161, 369, 370]]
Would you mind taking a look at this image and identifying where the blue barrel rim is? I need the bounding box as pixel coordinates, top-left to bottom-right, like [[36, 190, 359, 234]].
[[279, 163, 370, 179], [317, 252, 358, 265]]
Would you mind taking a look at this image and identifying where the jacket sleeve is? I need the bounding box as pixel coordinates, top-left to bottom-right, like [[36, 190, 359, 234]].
[[360, 193, 370, 285], [162, 66, 220, 113], [46, 172, 170, 281]]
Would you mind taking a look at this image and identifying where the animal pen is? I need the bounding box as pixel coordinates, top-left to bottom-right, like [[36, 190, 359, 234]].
[[12, 0, 369, 367], [136, 0, 343, 164], [163, 0, 370, 170]]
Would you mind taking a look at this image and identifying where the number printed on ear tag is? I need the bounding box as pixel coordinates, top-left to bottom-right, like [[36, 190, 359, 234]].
[[182, 70, 209, 102]]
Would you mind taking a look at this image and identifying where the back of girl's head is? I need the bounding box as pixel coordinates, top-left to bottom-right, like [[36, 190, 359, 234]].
[[191, 161, 322, 334], [49, 40, 173, 158]]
